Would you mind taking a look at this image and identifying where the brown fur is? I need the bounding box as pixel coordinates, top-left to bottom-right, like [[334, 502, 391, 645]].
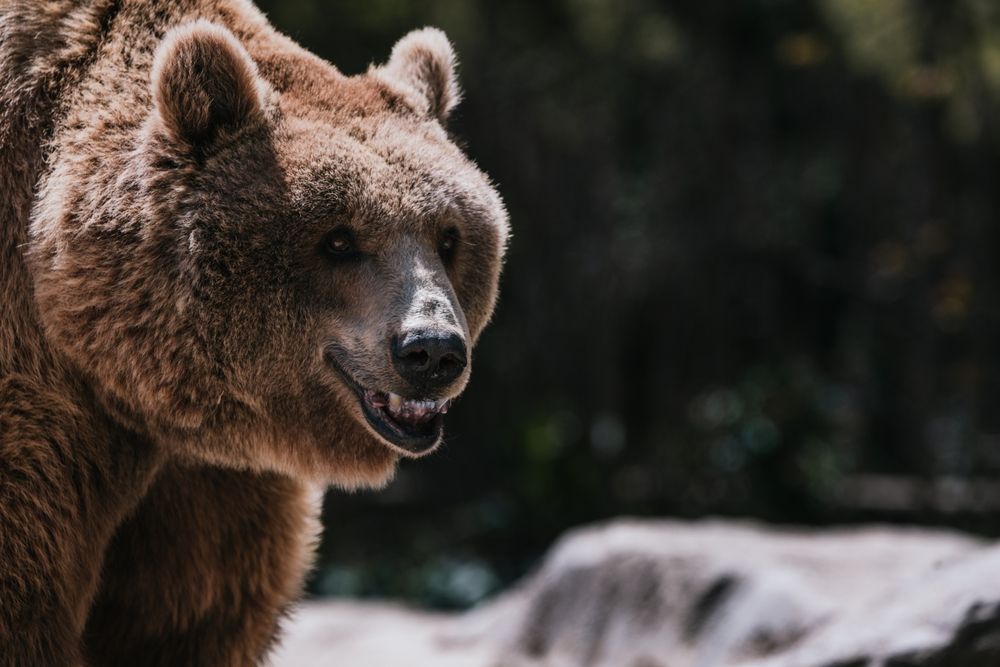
[[0, 0, 508, 664]]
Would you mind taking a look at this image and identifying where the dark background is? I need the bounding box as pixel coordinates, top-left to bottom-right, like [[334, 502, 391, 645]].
[[254, 0, 1000, 609]]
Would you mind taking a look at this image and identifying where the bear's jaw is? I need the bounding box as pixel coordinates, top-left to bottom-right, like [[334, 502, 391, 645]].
[[323, 351, 453, 457], [360, 389, 448, 456]]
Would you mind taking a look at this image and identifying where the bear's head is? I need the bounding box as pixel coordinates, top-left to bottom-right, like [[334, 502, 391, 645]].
[[29, 21, 508, 488]]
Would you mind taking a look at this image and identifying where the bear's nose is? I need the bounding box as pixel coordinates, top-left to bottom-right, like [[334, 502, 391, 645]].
[[392, 330, 467, 392]]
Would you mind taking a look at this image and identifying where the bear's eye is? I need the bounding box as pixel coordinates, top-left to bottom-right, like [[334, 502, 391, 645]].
[[439, 228, 460, 263], [323, 228, 357, 259]]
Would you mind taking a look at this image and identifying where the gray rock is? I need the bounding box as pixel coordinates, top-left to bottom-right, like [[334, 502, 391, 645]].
[[273, 520, 1000, 666]]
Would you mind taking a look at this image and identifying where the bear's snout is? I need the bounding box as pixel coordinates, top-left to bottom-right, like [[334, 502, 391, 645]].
[[392, 330, 467, 393]]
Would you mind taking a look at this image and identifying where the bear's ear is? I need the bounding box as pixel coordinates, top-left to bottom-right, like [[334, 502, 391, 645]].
[[151, 21, 265, 148], [381, 27, 461, 124]]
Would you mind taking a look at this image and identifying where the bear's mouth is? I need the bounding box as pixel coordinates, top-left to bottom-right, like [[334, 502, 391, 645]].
[[324, 350, 451, 456]]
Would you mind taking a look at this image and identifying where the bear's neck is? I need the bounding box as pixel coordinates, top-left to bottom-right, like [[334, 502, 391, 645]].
[[0, 0, 278, 378], [0, 0, 169, 611], [0, 0, 123, 377]]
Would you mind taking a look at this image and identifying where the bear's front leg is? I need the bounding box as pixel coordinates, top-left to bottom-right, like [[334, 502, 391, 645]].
[[0, 376, 161, 666], [83, 464, 321, 667]]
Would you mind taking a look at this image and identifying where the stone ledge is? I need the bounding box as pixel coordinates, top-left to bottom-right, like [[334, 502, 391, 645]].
[[274, 520, 1000, 667]]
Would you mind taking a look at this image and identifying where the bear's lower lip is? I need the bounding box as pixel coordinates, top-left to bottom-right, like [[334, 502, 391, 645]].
[[358, 397, 444, 456], [323, 350, 446, 457]]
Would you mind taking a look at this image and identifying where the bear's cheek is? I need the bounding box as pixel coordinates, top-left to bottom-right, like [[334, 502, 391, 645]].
[[257, 372, 401, 487], [455, 262, 501, 342]]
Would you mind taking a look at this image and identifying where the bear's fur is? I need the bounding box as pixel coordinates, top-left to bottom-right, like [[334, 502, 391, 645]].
[[0, 1, 508, 664]]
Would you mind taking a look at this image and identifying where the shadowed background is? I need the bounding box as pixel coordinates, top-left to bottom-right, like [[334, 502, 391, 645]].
[[253, 0, 1000, 609]]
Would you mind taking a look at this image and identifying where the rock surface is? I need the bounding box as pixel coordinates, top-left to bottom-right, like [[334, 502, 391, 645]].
[[272, 520, 1000, 667]]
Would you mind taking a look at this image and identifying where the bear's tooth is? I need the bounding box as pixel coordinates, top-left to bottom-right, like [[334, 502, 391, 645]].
[[434, 398, 448, 410], [388, 393, 403, 412]]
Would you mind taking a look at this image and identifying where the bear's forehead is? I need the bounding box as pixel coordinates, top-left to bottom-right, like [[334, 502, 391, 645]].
[[266, 59, 413, 119], [276, 115, 492, 226]]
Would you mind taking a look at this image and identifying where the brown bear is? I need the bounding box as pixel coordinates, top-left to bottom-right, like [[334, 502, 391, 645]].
[[0, 1, 508, 664]]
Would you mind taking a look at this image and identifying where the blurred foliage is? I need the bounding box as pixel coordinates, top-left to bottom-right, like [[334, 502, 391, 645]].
[[253, 0, 1000, 608]]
